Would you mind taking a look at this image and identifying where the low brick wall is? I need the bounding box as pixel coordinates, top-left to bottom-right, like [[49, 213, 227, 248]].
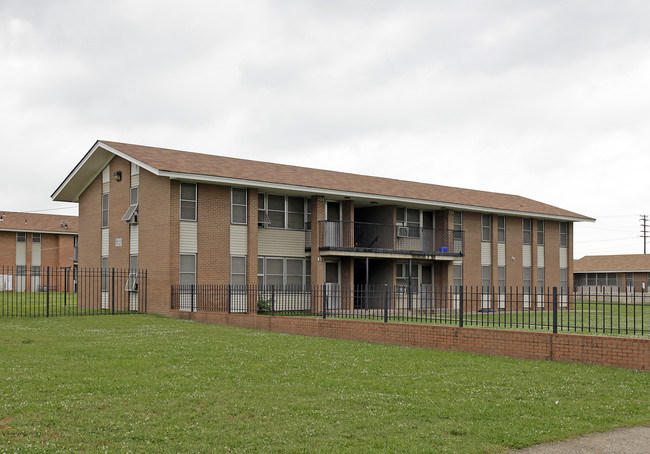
[[170, 311, 650, 371]]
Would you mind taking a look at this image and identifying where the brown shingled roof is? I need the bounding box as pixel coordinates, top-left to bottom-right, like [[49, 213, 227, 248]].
[[102, 141, 592, 220], [574, 254, 650, 273], [0, 211, 78, 234]]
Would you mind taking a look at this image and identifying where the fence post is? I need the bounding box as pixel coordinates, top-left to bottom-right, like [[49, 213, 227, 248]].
[[111, 268, 115, 315], [191, 284, 195, 313], [271, 285, 275, 316], [552, 286, 558, 334], [384, 284, 389, 323], [46, 266, 50, 317], [323, 284, 327, 319], [459, 286, 464, 328], [63, 267, 67, 306], [144, 270, 148, 313]]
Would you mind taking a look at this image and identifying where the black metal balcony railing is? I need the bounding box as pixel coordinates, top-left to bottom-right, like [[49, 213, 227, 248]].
[[318, 221, 463, 256]]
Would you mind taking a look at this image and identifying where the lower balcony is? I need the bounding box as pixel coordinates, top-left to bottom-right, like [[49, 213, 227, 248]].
[[317, 221, 463, 258]]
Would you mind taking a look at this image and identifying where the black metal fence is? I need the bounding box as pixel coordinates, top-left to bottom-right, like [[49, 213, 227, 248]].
[[170, 284, 648, 336], [0, 266, 147, 317]]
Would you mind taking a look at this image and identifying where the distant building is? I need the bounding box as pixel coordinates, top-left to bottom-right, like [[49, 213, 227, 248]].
[[0, 211, 78, 291], [574, 254, 650, 293], [52, 140, 592, 314]]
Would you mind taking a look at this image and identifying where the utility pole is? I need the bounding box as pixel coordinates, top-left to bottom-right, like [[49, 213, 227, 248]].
[[641, 215, 648, 254]]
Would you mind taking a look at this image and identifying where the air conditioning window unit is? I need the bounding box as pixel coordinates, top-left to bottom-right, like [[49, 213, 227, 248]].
[[122, 204, 139, 224], [397, 226, 410, 238], [125, 272, 138, 292]]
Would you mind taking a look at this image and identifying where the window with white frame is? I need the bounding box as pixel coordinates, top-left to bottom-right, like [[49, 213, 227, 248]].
[[230, 256, 246, 285], [396, 263, 418, 292], [523, 266, 532, 293], [305, 198, 312, 230], [397, 208, 420, 238], [560, 268, 568, 292], [180, 183, 197, 221], [16, 232, 26, 243], [537, 267, 544, 292], [453, 264, 463, 290], [101, 257, 109, 292], [560, 222, 568, 247], [257, 257, 310, 288], [522, 218, 532, 245], [179, 254, 196, 288], [32, 233, 41, 243], [578, 273, 618, 287], [537, 220, 544, 245], [481, 215, 491, 242], [498, 266, 506, 292], [453, 212, 462, 239], [257, 194, 308, 230], [287, 197, 305, 230], [122, 187, 139, 223], [497, 216, 505, 243], [231, 188, 247, 225], [267, 194, 285, 229], [626, 273, 634, 289], [126, 255, 138, 291], [481, 265, 491, 291], [101, 193, 109, 228]]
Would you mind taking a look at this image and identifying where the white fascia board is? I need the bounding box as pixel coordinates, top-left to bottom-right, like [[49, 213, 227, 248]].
[[98, 142, 160, 176], [577, 269, 650, 274], [51, 141, 160, 202], [159, 170, 593, 223], [0, 228, 77, 235]]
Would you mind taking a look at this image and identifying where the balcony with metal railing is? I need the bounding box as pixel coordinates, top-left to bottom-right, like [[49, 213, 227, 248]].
[[317, 221, 463, 258]]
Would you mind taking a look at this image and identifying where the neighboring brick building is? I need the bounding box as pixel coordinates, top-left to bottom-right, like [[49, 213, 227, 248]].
[[0, 211, 78, 291], [52, 140, 592, 315], [574, 254, 650, 293]]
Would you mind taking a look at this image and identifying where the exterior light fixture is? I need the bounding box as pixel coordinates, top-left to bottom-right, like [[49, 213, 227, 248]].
[[113, 171, 122, 181]]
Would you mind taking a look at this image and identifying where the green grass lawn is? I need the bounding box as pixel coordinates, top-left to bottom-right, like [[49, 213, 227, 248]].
[[0, 292, 80, 316], [1, 316, 648, 453]]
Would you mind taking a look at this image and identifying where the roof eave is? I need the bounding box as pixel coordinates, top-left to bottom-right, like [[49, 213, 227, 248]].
[[51, 141, 161, 202], [159, 170, 594, 222]]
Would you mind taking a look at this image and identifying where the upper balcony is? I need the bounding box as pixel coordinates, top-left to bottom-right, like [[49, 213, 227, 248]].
[[317, 220, 464, 259]]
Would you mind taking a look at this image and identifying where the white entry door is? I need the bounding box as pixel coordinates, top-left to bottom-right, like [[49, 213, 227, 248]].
[[324, 201, 342, 247], [325, 261, 341, 310]]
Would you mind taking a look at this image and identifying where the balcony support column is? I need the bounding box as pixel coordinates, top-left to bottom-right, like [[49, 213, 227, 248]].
[[310, 196, 327, 313]]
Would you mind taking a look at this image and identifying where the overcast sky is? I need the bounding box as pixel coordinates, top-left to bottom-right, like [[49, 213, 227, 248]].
[[1, 0, 649, 258]]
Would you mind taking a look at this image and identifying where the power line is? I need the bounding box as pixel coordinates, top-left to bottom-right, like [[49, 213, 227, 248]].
[[7, 206, 78, 214], [641, 215, 648, 254]]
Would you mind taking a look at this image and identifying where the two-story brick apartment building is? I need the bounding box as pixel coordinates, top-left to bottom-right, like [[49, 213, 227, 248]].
[[52, 141, 592, 315], [0, 211, 78, 291]]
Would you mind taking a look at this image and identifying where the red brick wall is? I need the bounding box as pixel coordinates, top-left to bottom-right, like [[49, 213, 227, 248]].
[[78, 172, 101, 269], [461, 212, 482, 288], [139, 168, 174, 315], [171, 311, 650, 371], [0, 231, 17, 269], [505, 216, 524, 291], [107, 157, 132, 270], [55, 234, 76, 269], [545, 220, 560, 288], [197, 183, 230, 285]]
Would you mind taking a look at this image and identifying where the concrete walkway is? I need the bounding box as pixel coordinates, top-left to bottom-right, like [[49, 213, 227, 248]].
[[513, 426, 650, 453]]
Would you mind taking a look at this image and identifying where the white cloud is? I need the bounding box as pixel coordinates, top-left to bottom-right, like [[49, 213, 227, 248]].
[[1, 0, 649, 257]]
